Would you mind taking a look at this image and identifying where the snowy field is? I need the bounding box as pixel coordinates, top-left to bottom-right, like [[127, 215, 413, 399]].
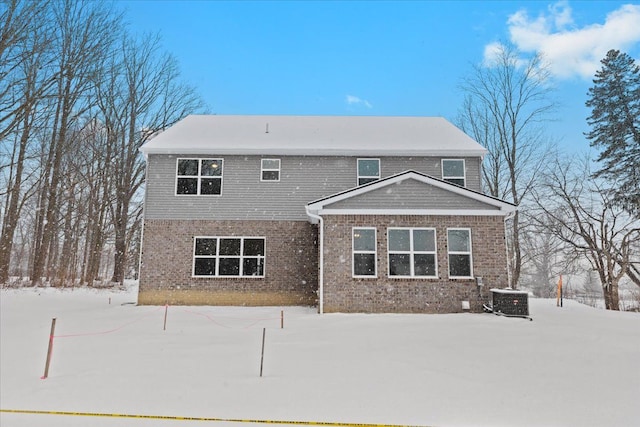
[[1, 284, 639, 427]]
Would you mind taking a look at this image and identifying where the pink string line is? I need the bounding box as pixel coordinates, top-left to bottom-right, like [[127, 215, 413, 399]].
[[53, 306, 165, 339], [179, 308, 280, 329]]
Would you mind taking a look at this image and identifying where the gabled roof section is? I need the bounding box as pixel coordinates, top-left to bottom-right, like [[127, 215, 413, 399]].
[[306, 170, 516, 221], [139, 115, 488, 157]]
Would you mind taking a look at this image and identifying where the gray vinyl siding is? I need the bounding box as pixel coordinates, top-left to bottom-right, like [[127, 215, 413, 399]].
[[323, 179, 500, 211], [143, 154, 483, 220]]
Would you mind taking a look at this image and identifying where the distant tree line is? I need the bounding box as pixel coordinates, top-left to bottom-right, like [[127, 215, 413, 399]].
[[458, 46, 639, 310], [0, 0, 205, 286]]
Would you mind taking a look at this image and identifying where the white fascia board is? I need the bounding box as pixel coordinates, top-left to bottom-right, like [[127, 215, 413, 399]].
[[317, 209, 513, 217], [139, 147, 488, 157]]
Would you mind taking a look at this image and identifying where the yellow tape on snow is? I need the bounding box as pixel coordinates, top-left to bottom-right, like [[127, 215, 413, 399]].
[[0, 409, 429, 427]]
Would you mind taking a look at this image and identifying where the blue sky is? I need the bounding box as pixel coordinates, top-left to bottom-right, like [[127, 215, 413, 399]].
[[118, 1, 640, 152]]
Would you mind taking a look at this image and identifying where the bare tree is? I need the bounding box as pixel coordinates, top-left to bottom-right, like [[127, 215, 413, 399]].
[[0, 0, 50, 144], [30, 0, 120, 285], [94, 33, 204, 284], [0, 0, 53, 283], [0, 1, 203, 287], [519, 216, 580, 297], [456, 44, 557, 287], [531, 155, 640, 310]]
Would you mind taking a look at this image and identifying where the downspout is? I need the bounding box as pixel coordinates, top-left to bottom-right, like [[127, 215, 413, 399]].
[[305, 206, 324, 314], [503, 210, 516, 288], [136, 153, 149, 304]]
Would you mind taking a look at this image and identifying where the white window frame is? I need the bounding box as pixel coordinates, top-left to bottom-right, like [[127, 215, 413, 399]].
[[357, 158, 380, 186], [260, 158, 281, 182], [176, 158, 224, 196], [352, 227, 377, 278], [447, 228, 473, 279], [441, 159, 466, 187], [387, 227, 437, 278], [193, 236, 265, 278]]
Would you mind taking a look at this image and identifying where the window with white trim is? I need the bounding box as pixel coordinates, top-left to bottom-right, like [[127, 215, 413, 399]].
[[357, 158, 380, 185], [176, 158, 223, 195], [193, 237, 265, 277], [442, 159, 465, 187], [261, 159, 280, 182], [447, 228, 473, 278], [352, 227, 377, 277], [388, 228, 437, 278]]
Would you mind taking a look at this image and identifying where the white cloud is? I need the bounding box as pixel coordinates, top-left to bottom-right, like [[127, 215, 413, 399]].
[[346, 95, 372, 109], [486, 2, 640, 79]]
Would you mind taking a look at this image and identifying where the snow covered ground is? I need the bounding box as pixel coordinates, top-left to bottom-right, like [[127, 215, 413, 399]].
[[1, 283, 639, 427]]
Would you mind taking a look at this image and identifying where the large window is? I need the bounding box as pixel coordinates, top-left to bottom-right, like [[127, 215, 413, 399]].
[[193, 237, 265, 277], [447, 229, 473, 278], [352, 227, 377, 277], [261, 159, 280, 182], [357, 158, 380, 185], [388, 228, 437, 278], [442, 159, 465, 187], [176, 158, 223, 195]]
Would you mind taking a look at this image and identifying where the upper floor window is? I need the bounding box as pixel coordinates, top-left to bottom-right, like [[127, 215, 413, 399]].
[[261, 159, 280, 182], [193, 237, 265, 277], [447, 228, 473, 278], [388, 228, 437, 278], [176, 158, 223, 195], [357, 158, 380, 186], [352, 227, 377, 277], [442, 159, 465, 187]]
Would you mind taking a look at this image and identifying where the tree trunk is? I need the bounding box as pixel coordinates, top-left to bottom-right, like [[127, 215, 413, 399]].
[[603, 282, 620, 311], [111, 200, 126, 284], [0, 128, 27, 283]]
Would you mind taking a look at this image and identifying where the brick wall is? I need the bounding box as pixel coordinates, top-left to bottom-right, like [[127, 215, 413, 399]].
[[321, 215, 509, 313], [138, 219, 318, 306]]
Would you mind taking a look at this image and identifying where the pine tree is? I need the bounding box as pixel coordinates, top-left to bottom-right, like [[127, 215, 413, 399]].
[[585, 49, 640, 216]]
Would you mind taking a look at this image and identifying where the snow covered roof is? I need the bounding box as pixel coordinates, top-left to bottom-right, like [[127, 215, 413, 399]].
[[139, 115, 488, 157]]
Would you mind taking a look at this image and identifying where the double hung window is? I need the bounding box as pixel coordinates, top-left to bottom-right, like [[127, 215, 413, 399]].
[[352, 228, 377, 277], [442, 159, 465, 187], [176, 158, 223, 195], [387, 228, 437, 278], [447, 229, 473, 278], [261, 159, 280, 181], [193, 237, 265, 277], [357, 158, 380, 185]]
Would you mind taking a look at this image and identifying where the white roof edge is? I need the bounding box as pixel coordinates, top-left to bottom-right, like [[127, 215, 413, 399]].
[[317, 209, 513, 217], [140, 147, 489, 157]]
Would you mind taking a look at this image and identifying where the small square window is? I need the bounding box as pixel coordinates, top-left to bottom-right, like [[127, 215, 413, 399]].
[[357, 159, 380, 185], [261, 159, 280, 181], [442, 159, 465, 187]]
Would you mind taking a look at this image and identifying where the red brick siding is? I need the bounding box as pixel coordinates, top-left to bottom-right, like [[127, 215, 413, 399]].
[[139, 220, 318, 306], [321, 215, 508, 313]]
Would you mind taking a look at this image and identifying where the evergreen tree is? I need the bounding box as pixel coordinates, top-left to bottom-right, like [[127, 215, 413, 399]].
[[586, 49, 640, 216]]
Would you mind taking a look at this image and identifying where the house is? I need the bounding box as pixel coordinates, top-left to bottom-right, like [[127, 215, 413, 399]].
[[137, 115, 516, 313]]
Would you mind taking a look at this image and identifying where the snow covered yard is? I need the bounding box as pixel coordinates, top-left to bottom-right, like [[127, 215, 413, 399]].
[[1, 285, 639, 427]]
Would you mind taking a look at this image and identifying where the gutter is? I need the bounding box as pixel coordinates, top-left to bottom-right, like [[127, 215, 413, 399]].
[[305, 206, 324, 314]]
